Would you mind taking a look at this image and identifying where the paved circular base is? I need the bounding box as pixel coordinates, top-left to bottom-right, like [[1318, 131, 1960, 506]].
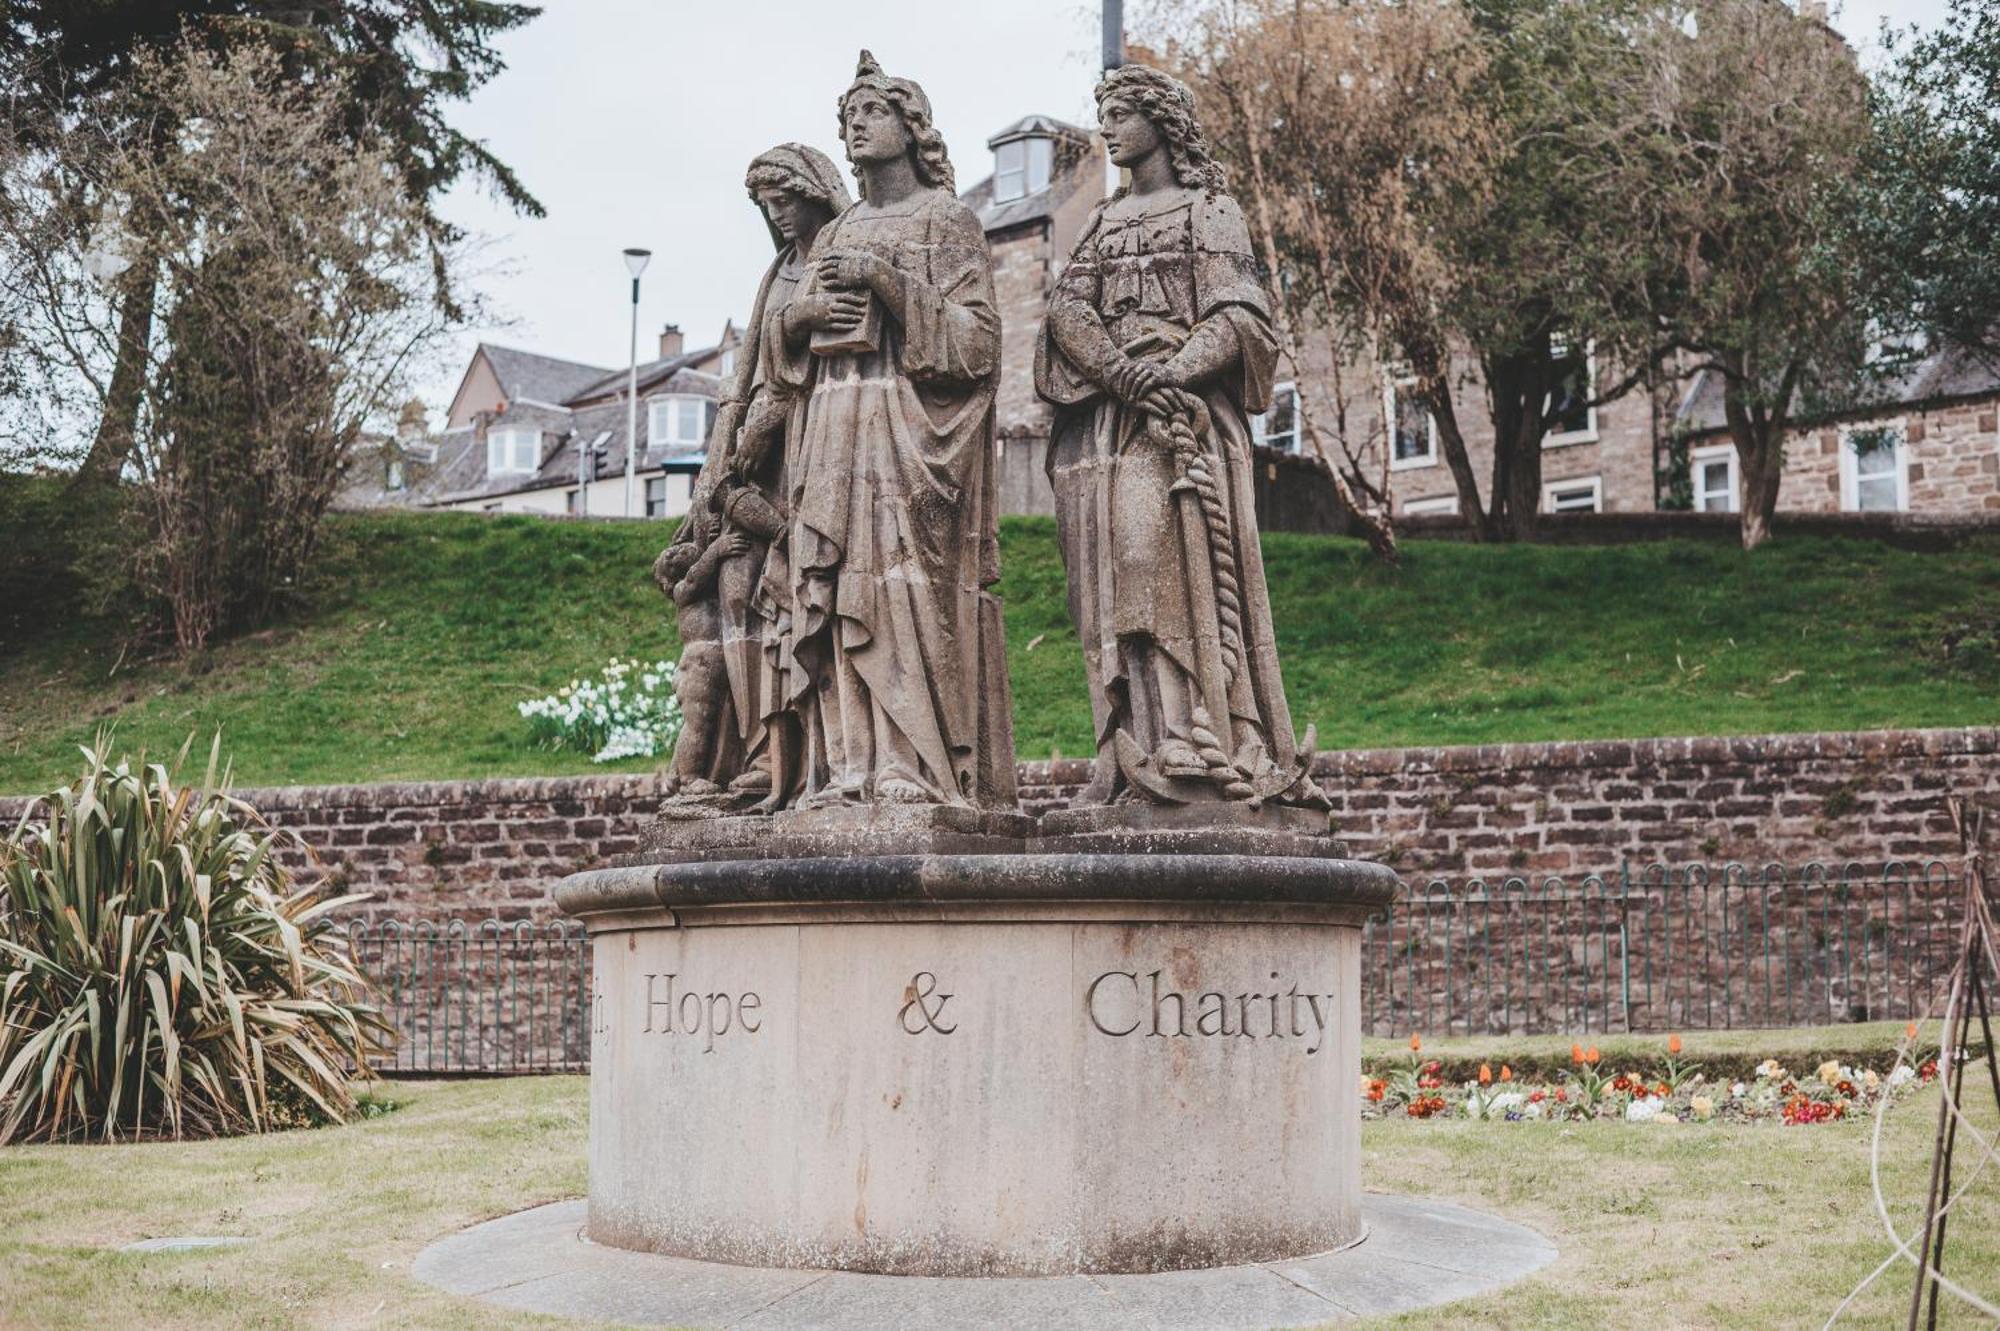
[[413, 1194, 1554, 1329]]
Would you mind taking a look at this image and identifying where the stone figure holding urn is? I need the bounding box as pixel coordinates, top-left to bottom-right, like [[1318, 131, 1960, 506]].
[[1037, 63, 1323, 811]]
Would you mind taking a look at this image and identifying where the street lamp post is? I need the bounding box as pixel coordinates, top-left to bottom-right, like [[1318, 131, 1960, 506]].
[[622, 247, 652, 518]]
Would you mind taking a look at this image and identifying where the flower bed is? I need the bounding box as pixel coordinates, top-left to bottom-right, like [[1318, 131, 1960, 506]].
[[518, 657, 680, 763], [1361, 1032, 1943, 1125]]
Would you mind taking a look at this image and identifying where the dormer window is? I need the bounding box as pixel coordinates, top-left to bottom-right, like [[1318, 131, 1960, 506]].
[[648, 394, 712, 449], [487, 426, 541, 475], [993, 135, 1053, 203]]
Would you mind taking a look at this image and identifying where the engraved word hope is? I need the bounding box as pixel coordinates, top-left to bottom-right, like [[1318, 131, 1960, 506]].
[[642, 973, 763, 1053]]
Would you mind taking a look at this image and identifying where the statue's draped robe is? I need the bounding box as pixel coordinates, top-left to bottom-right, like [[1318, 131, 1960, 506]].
[[786, 190, 1016, 807], [1035, 190, 1301, 792]]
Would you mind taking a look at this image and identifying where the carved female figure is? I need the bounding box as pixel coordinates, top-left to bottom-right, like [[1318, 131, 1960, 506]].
[[781, 51, 1016, 809], [1036, 64, 1319, 808], [655, 143, 853, 815]]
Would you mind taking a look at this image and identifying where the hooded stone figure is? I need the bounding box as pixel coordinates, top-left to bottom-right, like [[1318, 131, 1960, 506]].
[[779, 51, 1017, 810], [654, 142, 852, 815], [1036, 63, 1323, 809]]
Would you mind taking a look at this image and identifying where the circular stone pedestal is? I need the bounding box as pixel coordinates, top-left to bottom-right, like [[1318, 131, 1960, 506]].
[[555, 818, 1397, 1278], [414, 1195, 1558, 1329]]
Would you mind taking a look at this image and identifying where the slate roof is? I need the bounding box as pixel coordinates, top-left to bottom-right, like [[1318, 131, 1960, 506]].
[[422, 366, 718, 507], [478, 344, 616, 407], [569, 350, 721, 406], [1676, 341, 2000, 436]]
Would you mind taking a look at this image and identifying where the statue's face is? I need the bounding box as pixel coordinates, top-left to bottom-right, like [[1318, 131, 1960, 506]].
[[756, 186, 815, 242], [842, 89, 910, 167], [1098, 92, 1164, 169]]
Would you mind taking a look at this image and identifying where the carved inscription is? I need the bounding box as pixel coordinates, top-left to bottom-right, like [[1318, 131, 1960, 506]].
[[642, 973, 763, 1053], [1086, 970, 1335, 1055], [897, 971, 957, 1035], [591, 983, 609, 1036]]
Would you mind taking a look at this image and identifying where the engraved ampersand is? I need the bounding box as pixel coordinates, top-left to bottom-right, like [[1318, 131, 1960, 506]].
[[898, 971, 957, 1035]]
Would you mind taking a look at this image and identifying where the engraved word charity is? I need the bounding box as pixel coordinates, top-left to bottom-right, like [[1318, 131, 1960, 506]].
[[1085, 970, 1337, 1054]]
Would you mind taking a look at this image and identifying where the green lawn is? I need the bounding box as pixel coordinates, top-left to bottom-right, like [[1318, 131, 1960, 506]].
[[0, 1027, 1994, 1328], [2, 504, 1996, 793]]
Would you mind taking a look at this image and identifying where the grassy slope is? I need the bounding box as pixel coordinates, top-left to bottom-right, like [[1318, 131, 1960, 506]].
[[0, 1039, 1993, 1329], [1, 509, 1996, 793]]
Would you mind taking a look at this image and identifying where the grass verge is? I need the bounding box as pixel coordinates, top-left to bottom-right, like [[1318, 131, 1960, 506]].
[[2, 506, 1996, 793], [0, 1028, 1994, 1328]]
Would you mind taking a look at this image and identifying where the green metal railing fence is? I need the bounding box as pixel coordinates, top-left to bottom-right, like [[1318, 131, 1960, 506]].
[[346, 918, 590, 1074], [1363, 860, 1964, 1037], [342, 860, 1968, 1071]]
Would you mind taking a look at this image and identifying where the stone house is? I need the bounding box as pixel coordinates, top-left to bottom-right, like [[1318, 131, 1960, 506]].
[[1672, 344, 2000, 517], [1282, 333, 2000, 522], [341, 329, 742, 518]]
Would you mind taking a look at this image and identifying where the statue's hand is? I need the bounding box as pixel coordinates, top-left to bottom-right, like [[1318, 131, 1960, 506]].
[[791, 290, 869, 334], [1136, 386, 1181, 421], [1109, 357, 1166, 405], [817, 250, 891, 295]]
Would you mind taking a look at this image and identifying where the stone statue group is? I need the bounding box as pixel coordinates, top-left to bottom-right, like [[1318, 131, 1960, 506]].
[[655, 52, 1324, 821]]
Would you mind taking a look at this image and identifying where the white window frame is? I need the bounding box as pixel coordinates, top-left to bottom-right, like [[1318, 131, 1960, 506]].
[[1838, 419, 1910, 513], [648, 394, 709, 450], [1542, 475, 1603, 513], [1251, 380, 1302, 453], [1690, 443, 1739, 514], [486, 426, 540, 476], [1544, 337, 1599, 447], [992, 136, 1053, 204], [1401, 494, 1459, 516], [1383, 371, 1438, 471], [644, 474, 668, 518]]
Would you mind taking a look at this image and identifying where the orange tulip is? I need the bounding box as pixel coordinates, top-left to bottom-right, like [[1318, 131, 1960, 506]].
[[1906, 1021, 1919, 1040], [1500, 1064, 1513, 1082], [1586, 1046, 1601, 1065], [1572, 1042, 1585, 1064], [1479, 1063, 1493, 1085], [1668, 1033, 1683, 1055], [1409, 1034, 1422, 1052]]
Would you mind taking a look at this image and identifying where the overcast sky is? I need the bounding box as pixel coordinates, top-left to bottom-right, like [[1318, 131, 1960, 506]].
[[418, 0, 1951, 413]]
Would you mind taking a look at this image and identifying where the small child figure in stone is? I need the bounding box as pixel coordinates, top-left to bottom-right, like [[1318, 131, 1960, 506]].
[[653, 522, 747, 802]]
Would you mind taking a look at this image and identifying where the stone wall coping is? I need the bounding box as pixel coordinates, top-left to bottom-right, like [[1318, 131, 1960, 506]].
[[2, 725, 1991, 817]]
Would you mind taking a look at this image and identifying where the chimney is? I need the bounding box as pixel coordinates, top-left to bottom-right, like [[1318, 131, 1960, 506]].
[[658, 323, 684, 359], [396, 398, 428, 444]]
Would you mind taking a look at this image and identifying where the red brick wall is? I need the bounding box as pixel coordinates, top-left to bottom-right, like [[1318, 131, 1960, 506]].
[[4, 727, 1989, 921]]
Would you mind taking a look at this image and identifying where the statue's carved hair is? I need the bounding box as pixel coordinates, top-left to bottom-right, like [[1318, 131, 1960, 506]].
[[1095, 63, 1227, 195], [838, 49, 955, 196]]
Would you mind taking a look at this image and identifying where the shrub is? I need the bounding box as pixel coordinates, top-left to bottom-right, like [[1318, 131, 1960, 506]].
[[0, 739, 388, 1143], [518, 657, 681, 763]]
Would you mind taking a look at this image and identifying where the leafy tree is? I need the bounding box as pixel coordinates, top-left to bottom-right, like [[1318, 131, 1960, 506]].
[[1147, 0, 1676, 543], [1866, 0, 2000, 362], [1617, 0, 1877, 549], [0, 0, 542, 482]]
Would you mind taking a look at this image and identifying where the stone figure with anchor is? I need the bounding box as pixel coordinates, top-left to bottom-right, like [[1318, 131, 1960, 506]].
[[1036, 63, 1325, 811], [653, 143, 854, 818]]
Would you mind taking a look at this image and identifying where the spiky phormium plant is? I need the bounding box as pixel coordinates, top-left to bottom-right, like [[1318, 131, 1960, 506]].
[[0, 739, 388, 1143]]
